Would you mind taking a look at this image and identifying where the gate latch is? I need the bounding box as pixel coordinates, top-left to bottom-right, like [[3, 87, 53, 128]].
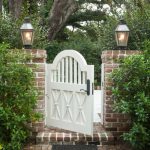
[[80, 79, 90, 96]]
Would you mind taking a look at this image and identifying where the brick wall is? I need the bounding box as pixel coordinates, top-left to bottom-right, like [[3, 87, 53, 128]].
[[101, 50, 140, 138], [25, 49, 46, 136]]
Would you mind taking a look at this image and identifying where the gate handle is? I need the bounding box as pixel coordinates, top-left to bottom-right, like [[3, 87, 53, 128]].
[[80, 79, 90, 96]]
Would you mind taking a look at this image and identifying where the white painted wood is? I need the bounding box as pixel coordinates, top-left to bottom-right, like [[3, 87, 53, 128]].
[[78, 64, 81, 84], [69, 57, 73, 83], [74, 60, 77, 84], [53, 70, 57, 82], [94, 90, 101, 122], [62, 58, 64, 83], [82, 72, 86, 84], [46, 50, 94, 135], [58, 63, 60, 82], [65, 57, 68, 83], [50, 50, 88, 71]]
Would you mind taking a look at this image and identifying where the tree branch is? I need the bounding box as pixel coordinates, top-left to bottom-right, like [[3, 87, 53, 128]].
[[0, 0, 2, 14], [48, 0, 77, 41], [67, 10, 106, 24]]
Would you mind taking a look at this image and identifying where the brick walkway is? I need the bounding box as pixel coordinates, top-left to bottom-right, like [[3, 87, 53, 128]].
[[24, 123, 117, 149], [24, 123, 132, 150], [36, 123, 114, 145]]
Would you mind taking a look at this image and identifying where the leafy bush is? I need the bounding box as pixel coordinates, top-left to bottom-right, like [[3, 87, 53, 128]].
[[0, 16, 22, 48], [0, 43, 40, 150], [111, 41, 150, 149], [0, 15, 47, 50]]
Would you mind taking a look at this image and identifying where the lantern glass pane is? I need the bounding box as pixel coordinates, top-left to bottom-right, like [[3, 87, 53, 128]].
[[116, 32, 129, 47], [21, 31, 34, 45]]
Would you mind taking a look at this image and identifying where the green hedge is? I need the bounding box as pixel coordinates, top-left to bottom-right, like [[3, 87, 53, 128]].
[[111, 41, 150, 149], [0, 43, 40, 150]]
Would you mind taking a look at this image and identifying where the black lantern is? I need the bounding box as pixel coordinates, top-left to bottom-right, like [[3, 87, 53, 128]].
[[20, 17, 34, 49], [115, 20, 130, 49]]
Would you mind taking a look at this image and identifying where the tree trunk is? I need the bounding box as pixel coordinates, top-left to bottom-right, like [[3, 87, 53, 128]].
[[14, 0, 22, 19], [9, 0, 15, 16], [48, 0, 77, 41], [0, 0, 2, 14], [9, 0, 22, 19]]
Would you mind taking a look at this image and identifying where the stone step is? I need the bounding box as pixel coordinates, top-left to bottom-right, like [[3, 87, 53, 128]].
[[36, 123, 114, 146]]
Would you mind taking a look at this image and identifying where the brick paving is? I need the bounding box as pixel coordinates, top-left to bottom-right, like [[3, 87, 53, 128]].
[[36, 123, 114, 145]]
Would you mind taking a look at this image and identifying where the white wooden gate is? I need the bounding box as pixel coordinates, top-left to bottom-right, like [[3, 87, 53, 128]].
[[45, 50, 94, 135]]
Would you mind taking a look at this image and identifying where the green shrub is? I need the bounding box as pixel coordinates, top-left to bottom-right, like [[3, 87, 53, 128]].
[[0, 43, 40, 150], [111, 41, 150, 149]]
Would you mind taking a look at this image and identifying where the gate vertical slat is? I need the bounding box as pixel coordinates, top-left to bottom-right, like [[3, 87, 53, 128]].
[[78, 64, 81, 84], [62, 58, 64, 82], [53, 71, 56, 82], [58, 63, 60, 82], [74, 60, 77, 84], [82, 72, 86, 84], [69, 57, 73, 83], [66, 57, 68, 83]]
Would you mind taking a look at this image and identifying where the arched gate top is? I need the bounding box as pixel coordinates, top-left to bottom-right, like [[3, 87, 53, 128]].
[[52, 50, 87, 70]]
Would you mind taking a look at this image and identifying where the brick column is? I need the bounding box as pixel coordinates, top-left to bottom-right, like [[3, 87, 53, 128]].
[[25, 49, 47, 135], [101, 50, 140, 138]]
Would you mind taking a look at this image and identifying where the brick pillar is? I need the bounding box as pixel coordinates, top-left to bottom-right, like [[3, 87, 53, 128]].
[[101, 50, 140, 138], [25, 49, 47, 135]]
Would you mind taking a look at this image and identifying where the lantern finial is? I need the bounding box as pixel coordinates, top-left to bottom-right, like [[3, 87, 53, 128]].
[[115, 19, 130, 49], [20, 17, 34, 49]]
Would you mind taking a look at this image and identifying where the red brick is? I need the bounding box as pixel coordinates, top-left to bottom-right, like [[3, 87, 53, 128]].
[[118, 119, 129, 122], [106, 128, 117, 131], [38, 73, 45, 77], [112, 131, 123, 138], [93, 133, 99, 141], [105, 109, 114, 113], [38, 96, 45, 100], [43, 133, 50, 142], [111, 123, 122, 127], [112, 50, 120, 53], [37, 50, 46, 54], [38, 81, 45, 86], [86, 135, 92, 141], [113, 114, 124, 118], [106, 90, 112, 95], [36, 101, 45, 109], [32, 122, 44, 126], [105, 118, 117, 122], [117, 127, 130, 131], [64, 133, 70, 142], [36, 78, 45, 82], [105, 82, 113, 86], [32, 49, 38, 54], [126, 50, 140, 55], [79, 133, 85, 141], [119, 50, 126, 54], [33, 58, 45, 63], [106, 114, 111, 117], [106, 50, 113, 54], [106, 101, 114, 105], [104, 122, 112, 127], [104, 68, 113, 73], [57, 133, 63, 141], [50, 133, 56, 142], [71, 133, 78, 141]]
